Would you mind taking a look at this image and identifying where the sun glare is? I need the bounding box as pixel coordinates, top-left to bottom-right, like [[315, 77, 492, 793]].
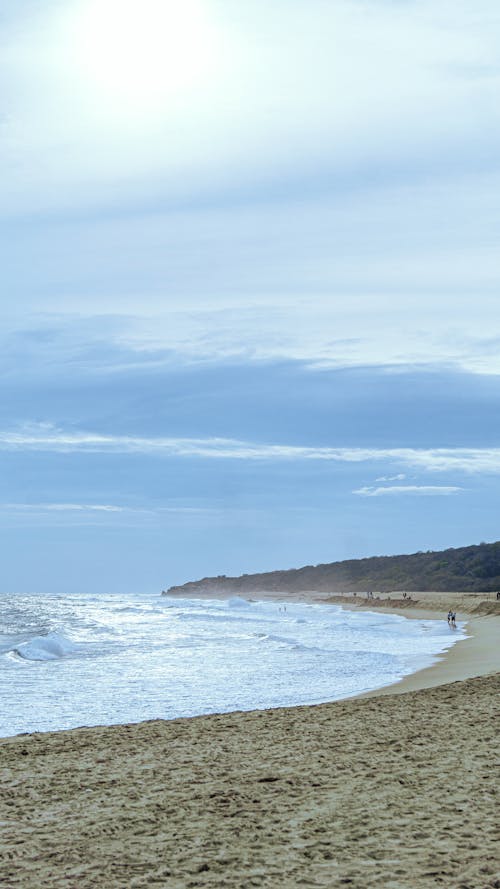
[[69, 0, 216, 112]]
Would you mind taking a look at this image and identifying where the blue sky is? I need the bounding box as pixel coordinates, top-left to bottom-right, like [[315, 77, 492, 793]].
[[1, 0, 500, 592]]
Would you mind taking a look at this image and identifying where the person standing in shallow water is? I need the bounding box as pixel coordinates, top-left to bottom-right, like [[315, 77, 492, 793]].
[[447, 610, 453, 625]]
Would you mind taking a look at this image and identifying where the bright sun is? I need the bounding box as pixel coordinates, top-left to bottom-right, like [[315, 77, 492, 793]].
[[69, 0, 217, 112]]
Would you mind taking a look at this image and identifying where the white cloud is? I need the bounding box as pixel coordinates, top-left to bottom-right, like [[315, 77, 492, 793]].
[[0, 501, 228, 529], [4, 257, 500, 376], [1, 503, 125, 513], [114, 285, 500, 375], [5, 159, 498, 372], [1, 3, 499, 377], [1, 1, 499, 215], [0, 502, 212, 515], [2, 424, 500, 474], [375, 474, 407, 482], [353, 485, 462, 497]]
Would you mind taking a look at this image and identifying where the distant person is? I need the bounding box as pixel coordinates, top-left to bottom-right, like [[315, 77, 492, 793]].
[[451, 612, 457, 628], [447, 610, 453, 625], [496, 591, 500, 600]]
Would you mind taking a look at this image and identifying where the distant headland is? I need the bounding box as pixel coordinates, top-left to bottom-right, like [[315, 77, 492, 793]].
[[165, 540, 500, 597]]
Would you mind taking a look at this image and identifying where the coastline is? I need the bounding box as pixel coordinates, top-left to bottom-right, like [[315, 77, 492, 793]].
[[372, 614, 499, 695], [324, 599, 500, 698], [164, 586, 500, 698], [1, 590, 498, 888]]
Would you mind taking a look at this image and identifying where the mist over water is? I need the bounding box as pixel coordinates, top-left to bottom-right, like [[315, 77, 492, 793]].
[[0, 592, 466, 737]]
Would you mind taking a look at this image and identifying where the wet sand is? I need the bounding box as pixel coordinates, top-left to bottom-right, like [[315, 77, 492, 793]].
[[330, 592, 500, 697], [1, 592, 498, 888]]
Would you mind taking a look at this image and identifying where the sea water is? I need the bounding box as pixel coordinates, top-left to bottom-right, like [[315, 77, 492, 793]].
[[0, 591, 466, 737]]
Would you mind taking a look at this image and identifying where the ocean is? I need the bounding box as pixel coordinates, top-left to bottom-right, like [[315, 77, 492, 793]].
[[0, 591, 466, 737]]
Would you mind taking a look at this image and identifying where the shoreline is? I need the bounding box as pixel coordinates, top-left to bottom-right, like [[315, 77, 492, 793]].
[[2, 592, 498, 888], [324, 600, 500, 698], [164, 587, 500, 700], [3, 590, 497, 741]]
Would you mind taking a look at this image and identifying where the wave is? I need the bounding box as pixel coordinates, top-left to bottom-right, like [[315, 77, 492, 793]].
[[12, 631, 80, 662], [255, 632, 298, 647], [227, 596, 251, 608]]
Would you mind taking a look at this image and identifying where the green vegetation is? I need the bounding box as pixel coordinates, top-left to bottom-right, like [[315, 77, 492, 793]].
[[167, 541, 500, 595]]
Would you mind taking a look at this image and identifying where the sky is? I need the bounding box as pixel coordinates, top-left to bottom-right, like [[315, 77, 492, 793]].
[[1, 0, 500, 593]]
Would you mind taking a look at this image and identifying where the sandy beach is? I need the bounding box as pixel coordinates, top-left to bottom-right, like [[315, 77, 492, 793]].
[[1, 592, 498, 889]]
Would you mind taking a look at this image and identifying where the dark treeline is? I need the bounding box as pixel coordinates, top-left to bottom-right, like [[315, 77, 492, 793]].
[[167, 541, 500, 596]]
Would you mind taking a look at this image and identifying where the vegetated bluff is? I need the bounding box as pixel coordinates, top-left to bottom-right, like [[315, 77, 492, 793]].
[[166, 541, 500, 595]]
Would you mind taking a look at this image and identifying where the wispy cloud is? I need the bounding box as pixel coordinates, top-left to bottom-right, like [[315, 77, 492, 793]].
[[1, 503, 125, 513], [2, 424, 500, 474], [0, 502, 220, 530], [5, 283, 500, 381], [353, 485, 462, 497], [375, 474, 407, 482]]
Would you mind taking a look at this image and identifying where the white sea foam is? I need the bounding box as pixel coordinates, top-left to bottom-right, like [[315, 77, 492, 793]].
[[13, 631, 80, 661], [0, 591, 467, 737]]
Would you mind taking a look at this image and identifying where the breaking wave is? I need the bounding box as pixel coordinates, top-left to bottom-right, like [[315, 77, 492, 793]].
[[12, 632, 80, 662]]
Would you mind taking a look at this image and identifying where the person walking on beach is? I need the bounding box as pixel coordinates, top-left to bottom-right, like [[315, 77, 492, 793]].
[[447, 610, 453, 625], [451, 611, 457, 628]]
